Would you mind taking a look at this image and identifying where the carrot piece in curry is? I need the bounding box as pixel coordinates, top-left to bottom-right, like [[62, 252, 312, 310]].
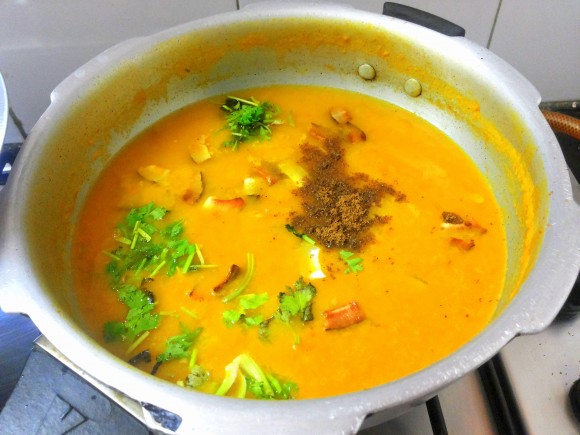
[[323, 301, 365, 330]]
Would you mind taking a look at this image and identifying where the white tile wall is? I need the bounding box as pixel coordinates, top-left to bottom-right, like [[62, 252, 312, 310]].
[[489, 0, 580, 103], [1, 0, 578, 143], [0, 0, 237, 140]]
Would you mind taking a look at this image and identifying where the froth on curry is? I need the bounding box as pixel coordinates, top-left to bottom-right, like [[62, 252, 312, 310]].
[[73, 85, 506, 399]]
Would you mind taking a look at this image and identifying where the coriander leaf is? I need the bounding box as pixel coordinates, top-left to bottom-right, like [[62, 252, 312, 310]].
[[249, 373, 297, 400], [246, 377, 270, 399], [239, 293, 269, 310], [168, 239, 196, 259], [258, 317, 273, 340], [162, 220, 184, 239], [222, 293, 268, 328], [105, 203, 207, 284], [275, 277, 317, 323], [223, 309, 242, 327], [114, 284, 160, 341], [157, 324, 202, 363], [103, 321, 125, 342], [149, 206, 167, 221], [243, 315, 264, 326], [221, 96, 281, 149], [185, 365, 210, 388], [339, 250, 364, 274]]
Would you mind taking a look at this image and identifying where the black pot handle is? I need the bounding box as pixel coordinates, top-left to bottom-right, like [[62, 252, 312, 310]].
[[383, 2, 466, 37]]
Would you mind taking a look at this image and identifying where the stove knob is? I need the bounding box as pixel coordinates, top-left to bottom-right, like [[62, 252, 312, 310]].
[[569, 378, 580, 422]]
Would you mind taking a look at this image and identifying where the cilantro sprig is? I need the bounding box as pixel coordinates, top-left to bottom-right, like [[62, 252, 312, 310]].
[[223, 293, 269, 328], [102, 284, 160, 342], [275, 277, 317, 323], [258, 277, 317, 340], [103, 203, 211, 346], [105, 203, 207, 285], [157, 324, 203, 363], [221, 96, 282, 149], [339, 250, 364, 274]]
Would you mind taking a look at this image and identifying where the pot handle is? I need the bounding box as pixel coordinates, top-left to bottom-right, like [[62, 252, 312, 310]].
[[383, 2, 466, 37], [542, 110, 580, 208]]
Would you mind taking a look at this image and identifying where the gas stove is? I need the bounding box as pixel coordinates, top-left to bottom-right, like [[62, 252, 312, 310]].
[[1, 5, 579, 434]]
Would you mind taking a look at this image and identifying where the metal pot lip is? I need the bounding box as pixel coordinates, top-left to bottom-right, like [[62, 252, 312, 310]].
[[1, 1, 580, 430], [22, 274, 531, 421]]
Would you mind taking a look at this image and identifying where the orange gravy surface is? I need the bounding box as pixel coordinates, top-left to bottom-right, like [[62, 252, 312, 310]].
[[73, 85, 506, 399]]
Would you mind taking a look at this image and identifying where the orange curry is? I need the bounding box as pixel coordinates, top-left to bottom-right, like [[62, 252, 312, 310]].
[[73, 85, 506, 399]]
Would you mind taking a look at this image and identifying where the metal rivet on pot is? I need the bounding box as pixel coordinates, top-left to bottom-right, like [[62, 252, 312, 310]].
[[404, 78, 422, 97], [358, 64, 376, 80]]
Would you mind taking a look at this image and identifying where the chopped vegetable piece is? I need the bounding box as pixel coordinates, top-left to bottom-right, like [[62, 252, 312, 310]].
[[251, 161, 282, 185], [236, 373, 248, 398], [182, 171, 204, 205], [215, 358, 239, 396], [243, 177, 269, 196], [330, 107, 352, 124], [151, 361, 162, 376], [180, 306, 198, 319], [157, 324, 203, 363], [310, 119, 365, 144], [137, 164, 170, 184], [185, 365, 210, 388], [212, 264, 241, 293], [339, 250, 364, 274], [222, 253, 255, 303], [203, 196, 245, 210], [441, 211, 487, 234], [278, 160, 308, 187], [308, 248, 326, 280], [341, 122, 366, 143], [128, 350, 151, 366], [126, 330, 150, 355], [442, 211, 464, 224], [215, 354, 296, 400], [285, 224, 315, 245], [221, 96, 282, 149], [450, 238, 476, 250], [189, 135, 212, 163], [323, 301, 365, 330], [308, 123, 337, 142]]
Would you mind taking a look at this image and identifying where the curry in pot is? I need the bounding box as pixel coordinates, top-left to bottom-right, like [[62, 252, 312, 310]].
[[73, 85, 506, 399]]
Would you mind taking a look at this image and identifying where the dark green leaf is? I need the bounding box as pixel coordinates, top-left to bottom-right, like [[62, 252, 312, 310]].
[[157, 325, 202, 363], [103, 321, 125, 342]]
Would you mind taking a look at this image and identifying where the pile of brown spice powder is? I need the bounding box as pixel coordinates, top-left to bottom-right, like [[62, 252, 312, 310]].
[[290, 125, 405, 251]]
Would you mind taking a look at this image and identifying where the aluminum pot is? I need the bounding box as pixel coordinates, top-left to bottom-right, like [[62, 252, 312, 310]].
[[1, 3, 579, 433]]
